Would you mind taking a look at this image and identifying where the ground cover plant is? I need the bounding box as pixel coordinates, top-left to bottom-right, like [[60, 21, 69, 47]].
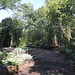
[[59, 41, 75, 59], [20, 46, 32, 51], [0, 50, 33, 67]]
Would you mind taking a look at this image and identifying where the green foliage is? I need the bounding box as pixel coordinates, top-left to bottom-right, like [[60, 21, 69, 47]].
[[1, 0, 74, 48], [59, 48, 66, 53], [72, 62, 75, 65], [0, 51, 8, 61], [0, 51, 33, 67], [22, 27, 42, 46], [65, 48, 72, 54], [67, 42, 75, 52], [44, 0, 75, 47], [59, 48, 73, 54], [0, 0, 21, 10], [0, 18, 23, 47], [20, 46, 32, 51], [71, 53, 75, 59], [20, 38, 26, 46], [2, 51, 8, 57]]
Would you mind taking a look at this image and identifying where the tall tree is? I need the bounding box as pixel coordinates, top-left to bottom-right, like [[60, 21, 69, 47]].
[[0, 18, 23, 47], [45, 0, 75, 47]]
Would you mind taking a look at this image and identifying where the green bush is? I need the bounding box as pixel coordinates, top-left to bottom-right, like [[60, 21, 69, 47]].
[[0, 51, 33, 67], [20, 46, 31, 51], [0, 51, 8, 61], [20, 37, 27, 46], [67, 42, 75, 53], [59, 48, 66, 53], [59, 48, 73, 55], [65, 48, 72, 54], [71, 53, 75, 59]]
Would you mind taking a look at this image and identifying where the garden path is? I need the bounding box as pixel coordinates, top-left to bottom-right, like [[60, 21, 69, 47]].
[[2, 47, 15, 52], [19, 48, 75, 75], [1, 47, 75, 75]]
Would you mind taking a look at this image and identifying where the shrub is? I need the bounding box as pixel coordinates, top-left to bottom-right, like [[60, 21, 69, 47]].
[[20, 46, 32, 51], [72, 62, 75, 65], [59, 48, 66, 53], [65, 48, 72, 54], [71, 53, 75, 59], [67, 42, 75, 53], [0, 51, 33, 67], [13, 48, 25, 53]]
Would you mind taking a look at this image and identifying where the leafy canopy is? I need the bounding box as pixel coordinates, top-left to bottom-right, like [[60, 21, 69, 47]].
[[0, 0, 21, 10]]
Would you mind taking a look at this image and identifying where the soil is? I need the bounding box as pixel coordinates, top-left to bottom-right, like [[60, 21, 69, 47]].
[[0, 47, 75, 75]]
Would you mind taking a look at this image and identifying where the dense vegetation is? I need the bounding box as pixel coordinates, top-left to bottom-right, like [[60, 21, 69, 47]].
[[0, 0, 75, 70], [0, 0, 75, 50], [0, 48, 32, 67], [0, 0, 21, 10]]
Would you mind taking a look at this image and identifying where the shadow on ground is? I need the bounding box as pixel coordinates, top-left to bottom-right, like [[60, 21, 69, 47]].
[[28, 49, 75, 75]]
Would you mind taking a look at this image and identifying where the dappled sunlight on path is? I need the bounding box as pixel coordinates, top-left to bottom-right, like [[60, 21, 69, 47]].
[[27, 49, 75, 75]]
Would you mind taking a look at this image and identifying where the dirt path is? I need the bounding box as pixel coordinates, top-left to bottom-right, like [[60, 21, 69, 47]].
[[1, 47, 15, 52], [19, 48, 75, 75], [1, 47, 75, 75]]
